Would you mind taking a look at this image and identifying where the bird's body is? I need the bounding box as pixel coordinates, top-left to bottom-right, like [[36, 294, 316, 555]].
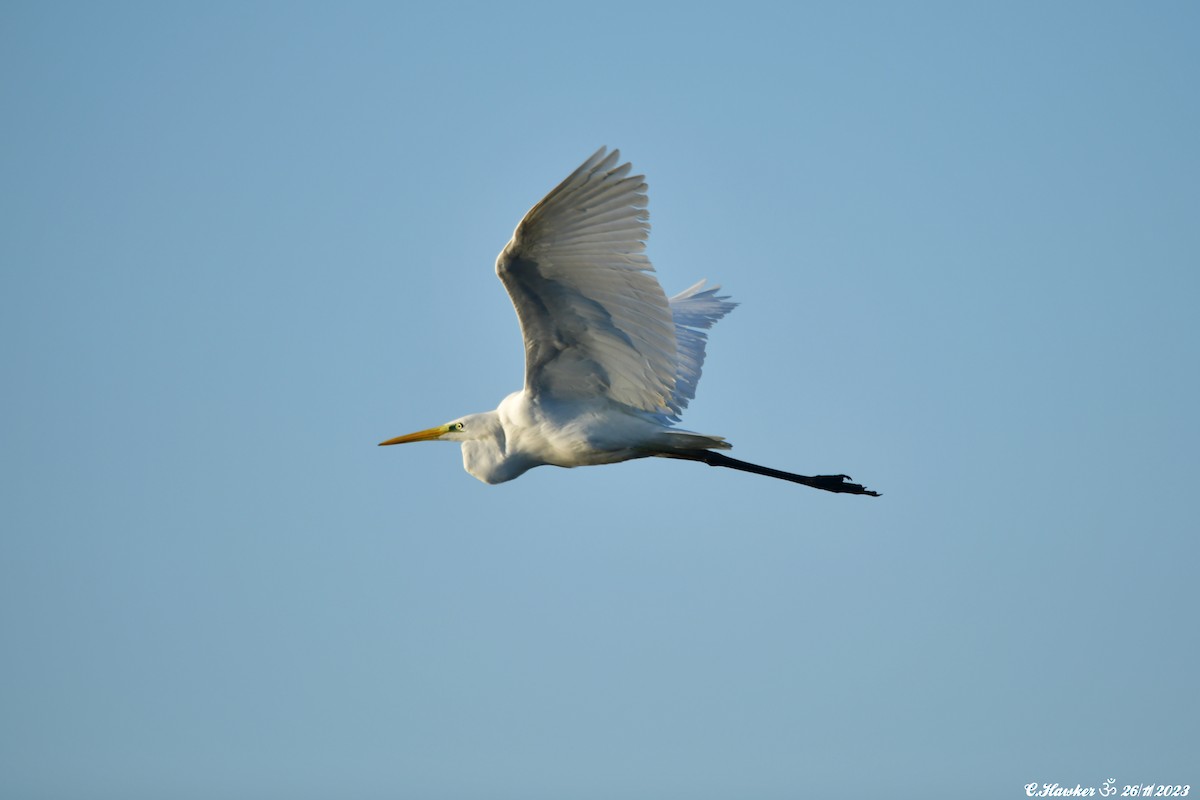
[[453, 396, 652, 485], [381, 148, 878, 496]]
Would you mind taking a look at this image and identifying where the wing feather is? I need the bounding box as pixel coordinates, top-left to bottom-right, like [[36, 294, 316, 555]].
[[666, 280, 737, 418], [495, 147, 679, 413]]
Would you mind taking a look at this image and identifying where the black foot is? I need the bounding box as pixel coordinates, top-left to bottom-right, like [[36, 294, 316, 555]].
[[809, 474, 881, 496]]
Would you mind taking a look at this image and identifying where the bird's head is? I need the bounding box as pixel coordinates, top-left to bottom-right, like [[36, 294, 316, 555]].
[[379, 411, 515, 484]]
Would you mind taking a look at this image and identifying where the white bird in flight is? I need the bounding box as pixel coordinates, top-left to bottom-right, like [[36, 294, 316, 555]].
[[380, 147, 878, 496]]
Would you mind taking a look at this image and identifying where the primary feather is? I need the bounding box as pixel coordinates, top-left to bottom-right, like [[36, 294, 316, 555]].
[[666, 280, 737, 421]]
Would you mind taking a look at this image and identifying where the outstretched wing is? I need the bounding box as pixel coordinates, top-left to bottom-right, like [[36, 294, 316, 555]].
[[495, 147, 679, 414], [667, 280, 737, 420]]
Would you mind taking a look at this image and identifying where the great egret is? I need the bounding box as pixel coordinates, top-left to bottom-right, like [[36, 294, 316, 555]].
[[380, 147, 878, 496]]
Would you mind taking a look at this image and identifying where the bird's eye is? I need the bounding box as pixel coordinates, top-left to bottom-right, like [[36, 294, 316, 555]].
[[452, 422, 464, 431]]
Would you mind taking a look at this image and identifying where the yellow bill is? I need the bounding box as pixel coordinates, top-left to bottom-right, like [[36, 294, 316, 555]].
[[378, 425, 448, 447]]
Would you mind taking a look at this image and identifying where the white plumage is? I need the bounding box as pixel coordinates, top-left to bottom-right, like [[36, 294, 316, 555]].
[[380, 147, 878, 496]]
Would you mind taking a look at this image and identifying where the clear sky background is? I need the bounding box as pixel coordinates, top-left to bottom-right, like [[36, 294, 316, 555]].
[[2, 3, 1197, 798]]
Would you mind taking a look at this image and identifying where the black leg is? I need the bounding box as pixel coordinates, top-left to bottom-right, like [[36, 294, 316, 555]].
[[665, 450, 880, 496]]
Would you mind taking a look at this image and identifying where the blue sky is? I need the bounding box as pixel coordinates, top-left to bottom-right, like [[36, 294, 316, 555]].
[[2, 2, 1197, 798]]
